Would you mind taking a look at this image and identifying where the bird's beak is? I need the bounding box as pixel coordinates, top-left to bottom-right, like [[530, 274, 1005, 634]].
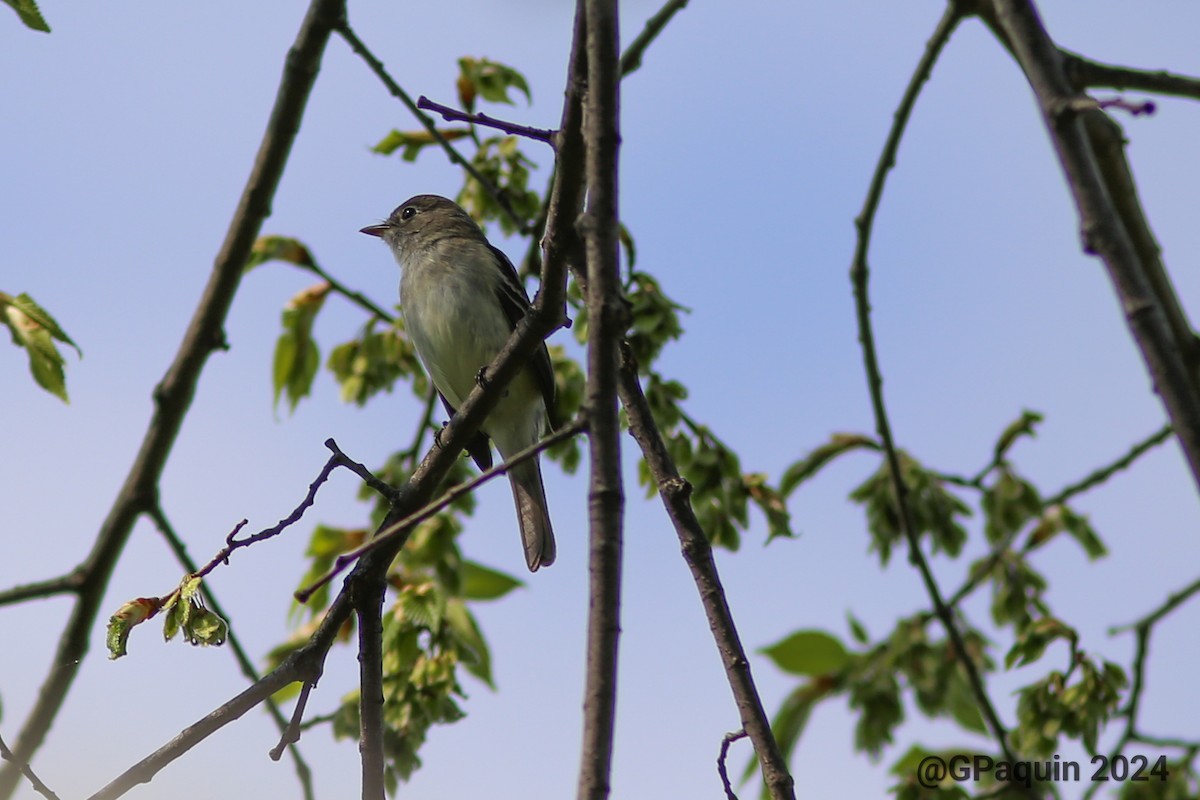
[[360, 224, 389, 238]]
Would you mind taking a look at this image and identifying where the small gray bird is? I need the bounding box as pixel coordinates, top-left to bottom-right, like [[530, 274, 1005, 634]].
[[361, 195, 557, 571]]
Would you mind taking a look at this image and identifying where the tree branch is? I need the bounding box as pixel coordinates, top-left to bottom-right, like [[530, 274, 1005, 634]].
[[1062, 51, 1200, 101], [619, 0, 690, 78], [617, 346, 795, 800], [850, 0, 1020, 766], [416, 95, 556, 144], [0, 1, 346, 796], [0, 733, 59, 800], [985, 0, 1200, 498], [575, 1, 626, 798], [0, 571, 84, 607]]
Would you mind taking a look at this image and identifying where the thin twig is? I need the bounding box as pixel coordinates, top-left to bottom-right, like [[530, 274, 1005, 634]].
[[295, 417, 587, 603], [718, 730, 748, 800], [0, 1, 346, 796], [0, 733, 60, 800], [850, 0, 1019, 768], [1063, 51, 1200, 101], [146, 505, 315, 799], [1081, 573, 1200, 799], [335, 20, 530, 233], [944, 423, 1174, 610], [619, 0, 690, 77], [1043, 422, 1172, 507], [417, 95, 555, 144], [0, 571, 84, 607], [301, 259, 394, 323], [269, 681, 315, 760]]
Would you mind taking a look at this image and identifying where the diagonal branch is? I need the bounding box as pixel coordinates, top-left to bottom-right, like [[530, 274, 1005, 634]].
[[617, 345, 795, 800], [0, 1, 347, 796], [0, 733, 59, 800], [619, 0, 690, 78], [417, 95, 556, 144], [850, 0, 1020, 767], [984, 0, 1200, 498]]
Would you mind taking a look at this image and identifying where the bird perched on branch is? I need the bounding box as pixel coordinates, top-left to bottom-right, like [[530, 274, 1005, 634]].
[[361, 194, 557, 571]]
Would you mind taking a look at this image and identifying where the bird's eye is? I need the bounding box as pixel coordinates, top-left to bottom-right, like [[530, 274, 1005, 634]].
[[400, 206, 417, 221]]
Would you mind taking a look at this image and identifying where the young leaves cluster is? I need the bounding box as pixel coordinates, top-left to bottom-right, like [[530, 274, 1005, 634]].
[[106, 575, 228, 659], [1, 291, 80, 401], [749, 411, 1162, 796]]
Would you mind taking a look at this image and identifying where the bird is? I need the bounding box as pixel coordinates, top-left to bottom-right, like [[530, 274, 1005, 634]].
[[361, 194, 557, 571]]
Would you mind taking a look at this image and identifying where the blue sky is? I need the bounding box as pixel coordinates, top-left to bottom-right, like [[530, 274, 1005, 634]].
[[3, 2, 1200, 798]]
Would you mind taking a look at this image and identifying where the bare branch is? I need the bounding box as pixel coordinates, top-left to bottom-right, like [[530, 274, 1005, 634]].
[[575, 2, 627, 798], [0, 571, 84, 607], [268, 681, 315, 760], [851, 0, 1019, 767], [417, 95, 556, 144], [619, 0, 690, 78], [1063, 51, 1200, 101], [0, 733, 60, 800], [986, 0, 1200, 498], [1044, 422, 1172, 507], [617, 347, 795, 800], [0, 1, 346, 795]]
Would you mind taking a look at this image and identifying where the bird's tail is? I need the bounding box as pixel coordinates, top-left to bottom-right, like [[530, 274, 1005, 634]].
[[507, 457, 556, 571]]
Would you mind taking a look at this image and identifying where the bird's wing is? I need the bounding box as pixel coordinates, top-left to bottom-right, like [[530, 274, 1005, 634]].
[[488, 244, 558, 431]]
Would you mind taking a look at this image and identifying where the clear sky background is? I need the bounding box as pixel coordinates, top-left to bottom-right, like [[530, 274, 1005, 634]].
[[3, 2, 1199, 799]]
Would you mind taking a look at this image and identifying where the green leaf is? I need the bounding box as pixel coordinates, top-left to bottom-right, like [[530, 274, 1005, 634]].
[[327, 320, 425, 406], [618, 222, 637, 268], [781, 434, 880, 496], [445, 599, 494, 688], [3, 300, 73, 401], [184, 607, 228, 647], [371, 128, 470, 162], [272, 282, 330, 412], [461, 560, 524, 601], [246, 235, 316, 273], [457, 57, 531, 107], [744, 473, 796, 543], [982, 467, 1042, 545], [847, 612, 869, 645], [850, 451, 971, 565], [4, 0, 49, 32], [7, 293, 80, 355], [760, 630, 851, 677], [106, 597, 163, 659], [993, 409, 1043, 463], [944, 669, 987, 733], [1004, 616, 1076, 670]]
